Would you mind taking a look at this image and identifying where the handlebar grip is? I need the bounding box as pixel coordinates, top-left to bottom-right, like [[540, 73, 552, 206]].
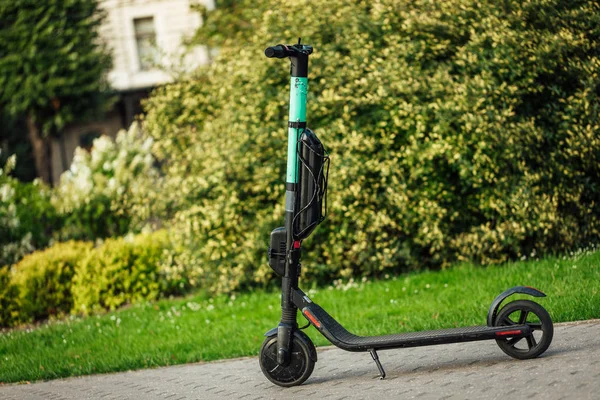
[[265, 45, 288, 58]]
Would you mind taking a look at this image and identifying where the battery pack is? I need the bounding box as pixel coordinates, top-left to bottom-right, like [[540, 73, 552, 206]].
[[268, 226, 287, 276]]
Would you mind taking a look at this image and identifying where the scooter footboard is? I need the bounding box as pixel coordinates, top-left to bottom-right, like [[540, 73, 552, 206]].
[[297, 296, 531, 352]]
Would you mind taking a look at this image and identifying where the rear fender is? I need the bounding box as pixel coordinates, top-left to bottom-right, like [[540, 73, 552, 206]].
[[487, 286, 546, 326]]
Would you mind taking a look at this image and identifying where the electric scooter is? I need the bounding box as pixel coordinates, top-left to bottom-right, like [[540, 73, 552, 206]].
[[259, 40, 554, 387]]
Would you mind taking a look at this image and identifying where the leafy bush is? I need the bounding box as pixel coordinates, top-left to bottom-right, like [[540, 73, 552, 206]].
[[71, 231, 184, 314], [10, 241, 91, 325], [0, 268, 20, 327], [144, 0, 600, 293], [0, 155, 59, 267], [0, 231, 187, 327], [53, 122, 163, 241]]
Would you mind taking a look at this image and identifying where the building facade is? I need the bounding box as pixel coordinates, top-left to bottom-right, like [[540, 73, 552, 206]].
[[50, 0, 214, 183]]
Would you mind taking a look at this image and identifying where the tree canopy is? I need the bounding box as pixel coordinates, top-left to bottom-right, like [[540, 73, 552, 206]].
[[0, 0, 112, 182]]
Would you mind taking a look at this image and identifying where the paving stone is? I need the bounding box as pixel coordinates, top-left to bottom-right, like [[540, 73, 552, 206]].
[[1, 320, 599, 400]]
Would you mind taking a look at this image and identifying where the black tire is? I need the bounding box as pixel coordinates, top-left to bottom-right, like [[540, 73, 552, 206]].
[[259, 334, 316, 387], [494, 299, 553, 360]]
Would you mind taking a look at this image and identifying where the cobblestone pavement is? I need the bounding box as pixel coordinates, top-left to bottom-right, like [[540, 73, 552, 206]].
[[2, 320, 599, 400]]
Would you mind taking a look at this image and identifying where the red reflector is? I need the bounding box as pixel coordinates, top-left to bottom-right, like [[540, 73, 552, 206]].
[[496, 330, 522, 336], [303, 309, 321, 328], [293, 240, 301, 249]]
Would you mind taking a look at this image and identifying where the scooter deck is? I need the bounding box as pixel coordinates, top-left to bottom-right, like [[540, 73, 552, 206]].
[[303, 302, 531, 352]]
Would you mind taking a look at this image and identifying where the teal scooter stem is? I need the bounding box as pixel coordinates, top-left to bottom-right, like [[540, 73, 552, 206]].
[[259, 41, 554, 388], [265, 41, 314, 368]]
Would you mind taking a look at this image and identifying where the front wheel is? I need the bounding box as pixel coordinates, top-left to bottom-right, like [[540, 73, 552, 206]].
[[259, 333, 316, 387], [494, 299, 553, 359]]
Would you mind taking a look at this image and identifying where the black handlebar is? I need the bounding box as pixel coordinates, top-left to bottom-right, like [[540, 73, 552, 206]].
[[265, 42, 313, 76], [265, 43, 313, 59], [265, 45, 291, 58]]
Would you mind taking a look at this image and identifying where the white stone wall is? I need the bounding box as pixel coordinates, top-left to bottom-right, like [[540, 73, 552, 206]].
[[99, 0, 214, 91]]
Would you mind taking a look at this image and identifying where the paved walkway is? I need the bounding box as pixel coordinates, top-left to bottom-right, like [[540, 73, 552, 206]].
[[2, 320, 599, 400]]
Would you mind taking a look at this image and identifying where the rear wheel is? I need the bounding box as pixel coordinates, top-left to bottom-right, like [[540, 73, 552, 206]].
[[259, 334, 316, 387], [494, 299, 553, 359]]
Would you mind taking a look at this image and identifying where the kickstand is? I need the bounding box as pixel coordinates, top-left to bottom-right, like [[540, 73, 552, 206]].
[[369, 349, 386, 380]]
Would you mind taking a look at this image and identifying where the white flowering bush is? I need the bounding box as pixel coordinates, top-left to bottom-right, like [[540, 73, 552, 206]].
[[54, 122, 163, 240], [0, 154, 58, 267]]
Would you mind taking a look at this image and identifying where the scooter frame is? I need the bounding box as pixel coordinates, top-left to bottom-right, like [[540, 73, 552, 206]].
[[260, 41, 553, 387]]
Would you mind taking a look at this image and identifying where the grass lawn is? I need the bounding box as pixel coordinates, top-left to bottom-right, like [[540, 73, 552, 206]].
[[1, 247, 599, 383]]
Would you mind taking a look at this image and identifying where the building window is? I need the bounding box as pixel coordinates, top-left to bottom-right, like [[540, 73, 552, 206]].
[[134, 17, 157, 71]]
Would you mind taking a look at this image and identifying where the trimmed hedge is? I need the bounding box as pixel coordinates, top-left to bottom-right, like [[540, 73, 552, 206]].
[[11, 241, 91, 324], [0, 231, 184, 328], [144, 0, 600, 293], [72, 231, 181, 314], [0, 268, 20, 327]]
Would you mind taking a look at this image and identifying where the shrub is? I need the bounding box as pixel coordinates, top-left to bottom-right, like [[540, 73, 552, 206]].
[[53, 122, 163, 241], [0, 231, 186, 327], [0, 268, 20, 326], [0, 154, 59, 267], [144, 0, 600, 293], [10, 241, 91, 325], [71, 231, 180, 314]]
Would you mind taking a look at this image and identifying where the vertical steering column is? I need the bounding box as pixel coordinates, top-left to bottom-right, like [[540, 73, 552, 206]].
[[277, 49, 310, 366]]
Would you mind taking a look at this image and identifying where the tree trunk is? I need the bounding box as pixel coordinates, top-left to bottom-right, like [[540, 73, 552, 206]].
[[26, 114, 53, 184]]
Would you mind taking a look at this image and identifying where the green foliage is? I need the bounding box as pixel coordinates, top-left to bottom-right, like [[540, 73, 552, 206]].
[[0, 268, 20, 327], [0, 155, 60, 267], [72, 231, 179, 314], [0, 231, 184, 327], [0, 123, 162, 266], [0, 0, 112, 134], [53, 123, 163, 241], [144, 0, 600, 293], [191, 0, 269, 49], [0, 113, 36, 182], [11, 241, 91, 325]]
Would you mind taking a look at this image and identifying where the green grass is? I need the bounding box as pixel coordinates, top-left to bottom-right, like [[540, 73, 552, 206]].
[[1, 248, 599, 383]]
